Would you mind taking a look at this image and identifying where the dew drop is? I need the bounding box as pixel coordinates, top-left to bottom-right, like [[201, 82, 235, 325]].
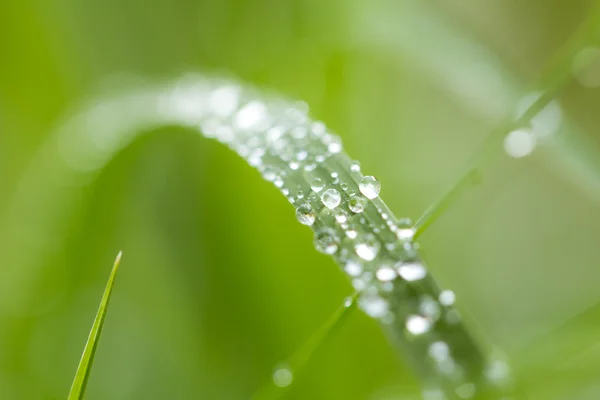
[[273, 366, 293, 388], [344, 260, 363, 277], [504, 129, 536, 158], [355, 233, 380, 261], [456, 383, 476, 399], [359, 176, 381, 199], [439, 290, 456, 306], [350, 161, 361, 172], [311, 178, 325, 192], [234, 101, 267, 131], [397, 262, 427, 282], [321, 188, 341, 209], [334, 209, 349, 223], [296, 204, 316, 226], [349, 195, 367, 213], [429, 341, 450, 361], [359, 294, 389, 318], [376, 266, 397, 282], [324, 134, 343, 154], [406, 315, 431, 335], [314, 229, 339, 254]]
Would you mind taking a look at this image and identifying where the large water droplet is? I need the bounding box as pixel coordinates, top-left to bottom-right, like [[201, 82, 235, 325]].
[[314, 229, 339, 254], [348, 195, 367, 213], [355, 233, 380, 261], [296, 204, 315, 226], [397, 262, 427, 281], [359, 176, 381, 199], [321, 188, 341, 209]]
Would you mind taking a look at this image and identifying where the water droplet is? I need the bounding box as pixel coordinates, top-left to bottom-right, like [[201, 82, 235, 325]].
[[355, 233, 380, 261], [311, 178, 325, 192], [344, 260, 363, 277], [504, 129, 536, 158], [344, 297, 354, 307], [439, 290, 456, 306], [209, 86, 240, 117], [420, 296, 441, 321], [321, 188, 341, 209], [429, 341, 450, 361], [234, 101, 268, 131], [359, 176, 381, 199], [334, 209, 349, 223], [359, 294, 389, 318], [262, 167, 278, 182], [296, 150, 308, 161], [350, 161, 361, 172], [376, 266, 397, 282], [406, 315, 431, 335], [348, 195, 367, 213], [397, 262, 427, 281], [273, 366, 293, 388], [485, 359, 511, 384], [423, 388, 446, 400], [314, 229, 339, 254], [296, 204, 316, 226], [323, 134, 342, 154], [456, 383, 476, 399]]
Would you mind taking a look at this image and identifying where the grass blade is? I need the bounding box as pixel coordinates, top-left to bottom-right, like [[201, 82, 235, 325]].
[[67, 251, 122, 400], [251, 292, 359, 400]]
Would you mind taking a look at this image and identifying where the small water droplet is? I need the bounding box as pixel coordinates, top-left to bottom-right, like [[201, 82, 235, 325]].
[[273, 366, 293, 388], [296, 204, 316, 226], [429, 341, 450, 361], [359, 294, 389, 318], [397, 262, 427, 281], [262, 167, 277, 182], [314, 229, 339, 254], [311, 178, 325, 192], [348, 195, 367, 213], [344, 260, 363, 277], [334, 209, 349, 223], [359, 176, 381, 199], [420, 296, 441, 321], [504, 129, 536, 158], [350, 161, 361, 173], [355, 233, 380, 261], [456, 383, 476, 399], [344, 297, 354, 307], [406, 315, 431, 335], [376, 266, 397, 282], [321, 188, 341, 209], [324, 134, 342, 154], [439, 290, 456, 306]]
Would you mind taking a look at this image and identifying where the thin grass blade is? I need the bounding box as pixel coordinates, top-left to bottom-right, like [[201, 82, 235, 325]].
[[67, 251, 122, 400]]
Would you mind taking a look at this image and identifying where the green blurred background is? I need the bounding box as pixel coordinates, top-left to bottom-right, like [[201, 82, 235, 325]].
[[2, 0, 600, 398]]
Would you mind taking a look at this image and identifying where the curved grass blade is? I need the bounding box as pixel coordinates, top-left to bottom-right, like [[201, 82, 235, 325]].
[[251, 292, 359, 400], [67, 251, 122, 400]]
